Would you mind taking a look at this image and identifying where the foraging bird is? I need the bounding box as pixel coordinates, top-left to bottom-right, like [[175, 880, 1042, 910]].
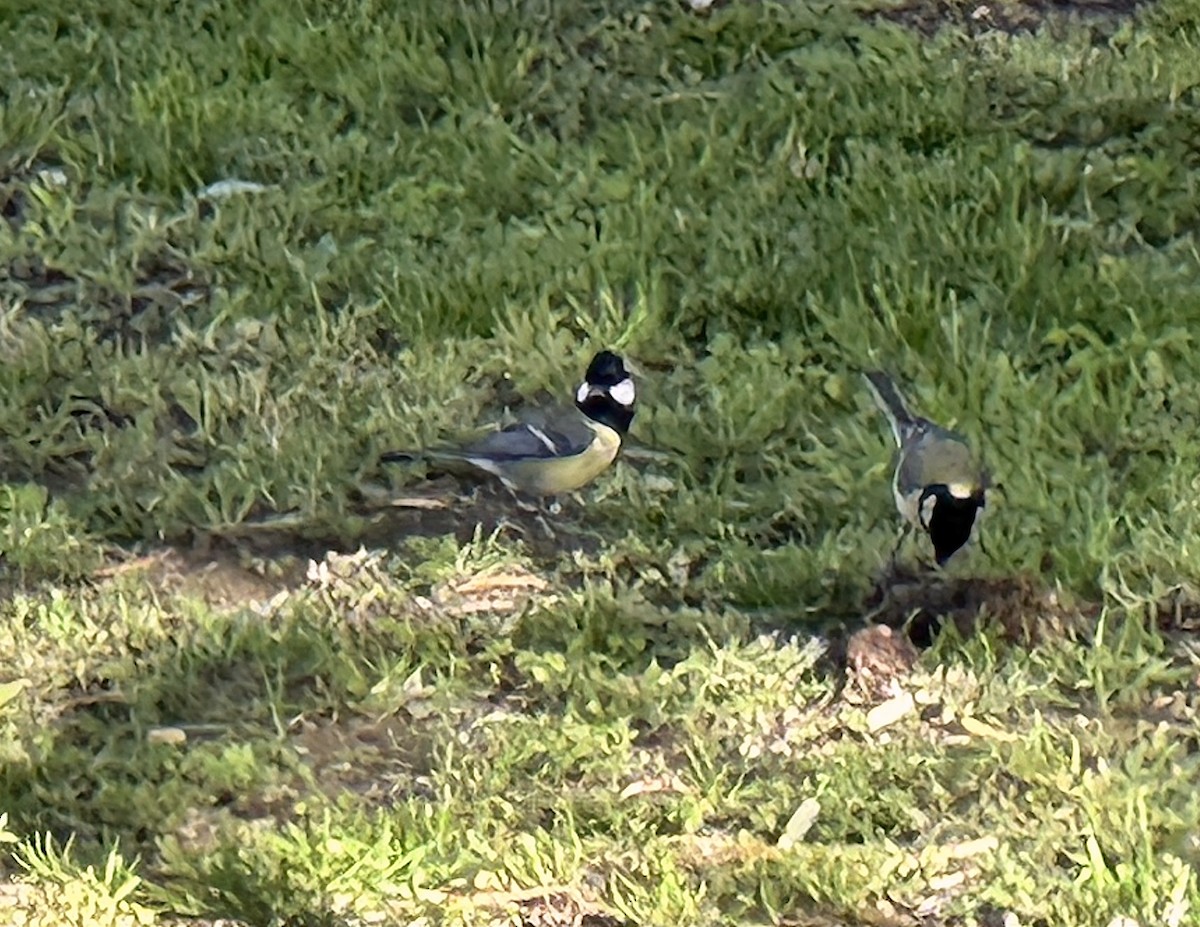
[[382, 350, 636, 496], [863, 371, 987, 566]]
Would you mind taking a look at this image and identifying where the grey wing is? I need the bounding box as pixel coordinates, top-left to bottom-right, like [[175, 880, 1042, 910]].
[[893, 419, 931, 449], [897, 427, 977, 492], [462, 411, 593, 461], [895, 434, 932, 496]]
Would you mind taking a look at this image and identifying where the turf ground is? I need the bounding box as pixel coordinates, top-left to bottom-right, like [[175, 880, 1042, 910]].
[[3, 0, 1200, 924]]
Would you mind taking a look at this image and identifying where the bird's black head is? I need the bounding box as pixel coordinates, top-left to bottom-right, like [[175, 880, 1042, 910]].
[[919, 484, 986, 566], [575, 350, 635, 434]]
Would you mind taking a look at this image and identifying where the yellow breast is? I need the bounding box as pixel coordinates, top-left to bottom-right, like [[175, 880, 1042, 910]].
[[502, 423, 623, 495]]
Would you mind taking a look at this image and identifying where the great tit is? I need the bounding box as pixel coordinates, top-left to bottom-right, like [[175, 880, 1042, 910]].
[[382, 350, 636, 496], [863, 371, 987, 566]]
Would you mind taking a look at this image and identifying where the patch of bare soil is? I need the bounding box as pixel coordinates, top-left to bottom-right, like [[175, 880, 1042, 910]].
[[466, 886, 625, 927], [870, 0, 1146, 36], [93, 547, 307, 609], [78, 477, 601, 614], [200, 476, 609, 566], [864, 569, 1093, 648], [845, 623, 921, 701], [682, 0, 1145, 35], [1149, 585, 1200, 635], [291, 712, 443, 805], [163, 920, 250, 927]]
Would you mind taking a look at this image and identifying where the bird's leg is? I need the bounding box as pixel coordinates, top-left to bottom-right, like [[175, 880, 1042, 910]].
[[534, 494, 564, 539], [493, 509, 527, 538], [888, 522, 912, 575], [534, 513, 556, 540], [502, 488, 558, 539], [509, 491, 542, 514]]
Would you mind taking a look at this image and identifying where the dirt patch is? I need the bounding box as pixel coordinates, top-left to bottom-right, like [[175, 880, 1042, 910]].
[[845, 623, 921, 700], [870, 0, 1146, 36], [205, 479, 612, 567], [164, 921, 250, 927], [291, 712, 444, 805], [1148, 585, 1200, 635], [864, 570, 1092, 648], [500, 888, 625, 927], [165, 710, 462, 857], [80, 480, 597, 612], [93, 548, 307, 609], [681, 0, 1146, 34]]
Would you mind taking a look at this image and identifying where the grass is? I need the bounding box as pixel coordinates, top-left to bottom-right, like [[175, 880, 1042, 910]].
[[3, 0, 1200, 923]]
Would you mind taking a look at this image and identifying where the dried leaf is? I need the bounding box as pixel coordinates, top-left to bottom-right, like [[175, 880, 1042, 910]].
[[867, 692, 915, 733], [778, 797, 820, 849]]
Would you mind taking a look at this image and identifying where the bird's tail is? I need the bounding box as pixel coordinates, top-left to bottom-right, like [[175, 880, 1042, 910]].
[[380, 448, 434, 465], [863, 371, 919, 447], [381, 447, 476, 467]]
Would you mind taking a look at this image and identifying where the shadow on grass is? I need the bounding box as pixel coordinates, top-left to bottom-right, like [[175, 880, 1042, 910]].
[[0, 508, 736, 922], [0, 479, 1162, 927]]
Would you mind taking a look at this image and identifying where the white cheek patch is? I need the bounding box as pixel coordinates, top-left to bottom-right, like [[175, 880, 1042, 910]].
[[919, 495, 937, 530], [948, 482, 975, 500], [608, 377, 636, 407], [578, 377, 636, 407]]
